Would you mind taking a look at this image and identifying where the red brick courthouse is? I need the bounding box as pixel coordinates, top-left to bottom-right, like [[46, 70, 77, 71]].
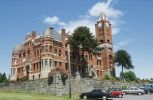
[[10, 15, 115, 81]]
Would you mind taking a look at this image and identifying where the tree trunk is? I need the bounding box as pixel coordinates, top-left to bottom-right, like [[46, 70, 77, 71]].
[[82, 50, 85, 77], [122, 65, 124, 81]]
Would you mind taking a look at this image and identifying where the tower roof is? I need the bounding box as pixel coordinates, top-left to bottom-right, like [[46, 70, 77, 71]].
[[42, 27, 61, 41], [43, 27, 54, 37], [99, 12, 108, 21], [13, 44, 22, 54], [13, 44, 22, 51]]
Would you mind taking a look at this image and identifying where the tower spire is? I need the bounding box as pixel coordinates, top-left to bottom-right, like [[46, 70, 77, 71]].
[[99, 12, 108, 21]]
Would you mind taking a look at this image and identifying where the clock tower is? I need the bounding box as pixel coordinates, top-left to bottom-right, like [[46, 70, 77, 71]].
[[95, 13, 115, 77]]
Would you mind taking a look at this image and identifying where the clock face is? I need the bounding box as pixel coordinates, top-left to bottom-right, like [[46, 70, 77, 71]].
[[98, 22, 102, 27]]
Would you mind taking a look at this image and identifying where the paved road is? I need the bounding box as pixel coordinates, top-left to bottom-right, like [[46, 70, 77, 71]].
[[113, 94, 153, 100]]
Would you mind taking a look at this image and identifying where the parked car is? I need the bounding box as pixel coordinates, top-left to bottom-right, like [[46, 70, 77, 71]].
[[143, 84, 153, 94], [122, 87, 145, 95], [79, 89, 112, 100], [108, 88, 123, 98]]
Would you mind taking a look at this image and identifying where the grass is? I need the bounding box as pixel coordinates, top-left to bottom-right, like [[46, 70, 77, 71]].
[[0, 92, 78, 100]]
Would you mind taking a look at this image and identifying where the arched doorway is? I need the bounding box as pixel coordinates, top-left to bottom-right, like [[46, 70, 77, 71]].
[[25, 64, 30, 80]]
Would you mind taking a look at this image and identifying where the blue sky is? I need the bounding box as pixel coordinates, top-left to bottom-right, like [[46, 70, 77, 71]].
[[0, 0, 153, 79]]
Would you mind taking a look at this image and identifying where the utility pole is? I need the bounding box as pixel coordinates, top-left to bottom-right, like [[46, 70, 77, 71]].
[[68, 44, 71, 98]]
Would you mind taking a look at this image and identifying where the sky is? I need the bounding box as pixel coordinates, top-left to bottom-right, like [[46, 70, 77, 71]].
[[0, 0, 153, 79]]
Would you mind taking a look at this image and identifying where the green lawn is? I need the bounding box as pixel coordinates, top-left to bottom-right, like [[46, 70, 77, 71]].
[[0, 92, 78, 100]]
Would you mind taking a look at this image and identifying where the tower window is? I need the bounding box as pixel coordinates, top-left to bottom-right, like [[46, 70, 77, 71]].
[[100, 40, 104, 43], [107, 40, 110, 43], [109, 55, 113, 60]]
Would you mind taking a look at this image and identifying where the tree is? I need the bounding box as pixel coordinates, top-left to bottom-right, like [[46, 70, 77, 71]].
[[123, 71, 136, 81], [0, 73, 2, 83], [70, 26, 98, 53], [2, 72, 7, 82], [0, 72, 8, 83], [115, 50, 134, 80], [69, 26, 98, 76]]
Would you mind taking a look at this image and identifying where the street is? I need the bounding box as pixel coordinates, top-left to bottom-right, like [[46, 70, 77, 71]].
[[113, 94, 153, 100]]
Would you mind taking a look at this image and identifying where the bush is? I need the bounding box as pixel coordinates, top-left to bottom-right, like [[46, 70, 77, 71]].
[[104, 75, 110, 80], [123, 71, 136, 81], [122, 85, 128, 90]]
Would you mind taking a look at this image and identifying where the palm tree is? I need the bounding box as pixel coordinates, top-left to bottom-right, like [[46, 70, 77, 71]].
[[114, 50, 134, 80]]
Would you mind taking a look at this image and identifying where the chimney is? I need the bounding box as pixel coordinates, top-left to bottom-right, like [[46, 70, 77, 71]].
[[31, 31, 36, 39], [61, 28, 66, 41], [62, 28, 65, 34]]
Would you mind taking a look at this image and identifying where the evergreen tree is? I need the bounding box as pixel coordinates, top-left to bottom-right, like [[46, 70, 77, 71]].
[[0, 73, 2, 83], [2, 72, 7, 82], [0, 72, 7, 83], [69, 26, 98, 76]]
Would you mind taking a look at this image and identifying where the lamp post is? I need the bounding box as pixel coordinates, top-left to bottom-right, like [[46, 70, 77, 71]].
[[68, 43, 72, 98]]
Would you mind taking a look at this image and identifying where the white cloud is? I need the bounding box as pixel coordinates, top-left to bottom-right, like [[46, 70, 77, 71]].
[[88, 0, 123, 35], [43, 0, 123, 35], [114, 41, 130, 51], [43, 16, 59, 25], [89, 1, 122, 18], [63, 19, 95, 34], [58, 22, 66, 26]]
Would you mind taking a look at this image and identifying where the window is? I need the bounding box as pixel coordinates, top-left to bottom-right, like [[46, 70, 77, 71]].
[[22, 67, 23, 72], [50, 46, 52, 52], [54, 49, 57, 54], [41, 59, 43, 67], [109, 55, 113, 60], [65, 43, 68, 47], [85, 55, 88, 60], [50, 59, 52, 67], [65, 63, 68, 70], [54, 61, 57, 67], [37, 50, 39, 56], [33, 75, 35, 80], [45, 45, 48, 52], [27, 50, 30, 57], [23, 52, 26, 57], [107, 39, 110, 43], [19, 54, 21, 58], [59, 62, 61, 66], [100, 39, 104, 43], [97, 60, 101, 66], [45, 59, 48, 66], [59, 50, 61, 56], [65, 51, 68, 56], [34, 51, 36, 57], [34, 63, 35, 71], [42, 46, 44, 53], [37, 63, 38, 70], [39, 74, 41, 78]]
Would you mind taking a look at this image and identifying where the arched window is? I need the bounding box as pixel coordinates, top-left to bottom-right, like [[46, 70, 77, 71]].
[[65, 42, 68, 47], [109, 55, 113, 60], [107, 39, 110, 43], [100, 39, 104, 43]]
